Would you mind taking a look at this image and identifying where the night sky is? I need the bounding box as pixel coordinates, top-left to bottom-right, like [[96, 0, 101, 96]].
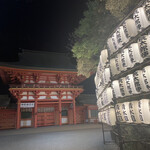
[[0, 0, 87, 61]]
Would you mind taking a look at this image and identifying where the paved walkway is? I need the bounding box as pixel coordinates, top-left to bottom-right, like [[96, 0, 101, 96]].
[[0, 124, 119, 150], [0, 124, 100, 136]]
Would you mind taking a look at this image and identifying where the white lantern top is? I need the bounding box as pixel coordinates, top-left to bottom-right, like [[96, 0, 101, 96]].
[[123, 18, 138, 38], [128, 43, 143, 65], [133, 7, 150, 32], [133, 70, 149, 92], [142, 66, 150, 90], [112, 80, 122, 98], [126, 74, 140, 95], [138, 34, 150, 59]]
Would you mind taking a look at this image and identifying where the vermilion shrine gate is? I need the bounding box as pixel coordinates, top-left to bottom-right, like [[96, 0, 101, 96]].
[[0, 66, 85, 129]]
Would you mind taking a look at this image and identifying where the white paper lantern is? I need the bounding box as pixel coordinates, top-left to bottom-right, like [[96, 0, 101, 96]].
[[107, 38, 117, 55], [99, 87, 113, 109], [112, 80, 122, 98], [116, 26, 129, 48], [103, 68, 111, 85], [142, 66, 150, 90], [133, 70, 149, 92], [121, 48, 133, 70], [138, 99, 150, 124], [97, 60, 103, 73], [115, 55, 121, 74], [120, 51, 127, 71], [106, 108, 116, 126], [123, 19, 138, 38], [118, 53, 124, 72], [100, 49, 109, 67], [98, 112, 102, 122], [97, 97, 103, 110], [112, 32, 119, 51], [133, 7, 150, 32], [138, 35, 150, 59], [110, 58, 120, 75], [94, 72, 101, 89], [99, 107, 116, 126], [126, 74, 139, 95], [100, 111, 107, 124], [143, 0, 150, 22], [94, 73, 98, 87], [119, 77, 130, 97], [96, 84, 104, 98], [129, 101, 141, 123], [106, 87, 113, 103], [128, 43, 143, 65], [96, 80, 105, 99], [115, 103, 126, 122], [121, 102, 133, 123], [101, 91, 107, 107]]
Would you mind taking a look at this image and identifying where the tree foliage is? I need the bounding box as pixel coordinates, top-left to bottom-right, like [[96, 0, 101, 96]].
[[106, 0, 141, 20], [71, 0, 140, 77]]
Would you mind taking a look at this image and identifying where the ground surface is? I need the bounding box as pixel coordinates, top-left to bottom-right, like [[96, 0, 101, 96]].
[[0, 124, 119, 150]]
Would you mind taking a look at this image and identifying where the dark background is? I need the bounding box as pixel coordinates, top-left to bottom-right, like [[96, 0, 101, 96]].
[[0, 0, 96, 94], [0, 0, 87, 61]]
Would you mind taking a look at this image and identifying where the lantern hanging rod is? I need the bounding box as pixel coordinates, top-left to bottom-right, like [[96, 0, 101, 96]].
[[96, 83, 111, 100], [114, 91, 150, 103], [111, 58, 150, 81], [117, 121, 150, 127], [98, 103, 114, 112]]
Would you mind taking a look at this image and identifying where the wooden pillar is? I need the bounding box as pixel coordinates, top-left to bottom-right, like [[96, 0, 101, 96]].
[[34, 100, 38, 128], [16, 99, 21, 129], [59, 93, 62, 126], [73, 96, 76, 125], [88, 109, 91, 123]]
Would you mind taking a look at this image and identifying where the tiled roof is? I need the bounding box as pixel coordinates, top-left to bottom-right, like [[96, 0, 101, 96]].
[[3, 49, 77, 71], [76, 94, 97, 105]]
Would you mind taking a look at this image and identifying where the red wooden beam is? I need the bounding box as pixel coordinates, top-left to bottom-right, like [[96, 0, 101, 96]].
[[16, 99, 21, 129], [34, 99, 37, 128], [73, 96, 76, 125]]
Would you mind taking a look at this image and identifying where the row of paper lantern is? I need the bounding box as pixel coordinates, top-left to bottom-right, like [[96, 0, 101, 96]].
[[97, 87, 113, 109], [107, 1, 150, 55], [94, 49, 109, 88], [98, 49, 109, 70], [112, 65, 150, 98], [98, 99, 150, 126], [95, 49, 111, 98], [115, 99, 150, 124], [95, 67, 111, 93], [98, 106, 116, 126], [110, 34, 150, 76]]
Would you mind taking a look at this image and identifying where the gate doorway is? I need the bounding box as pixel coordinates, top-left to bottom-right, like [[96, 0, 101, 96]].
[[61, 110, 68, 124], [21, 108, 33, 128], [37, 107, 55, 126]]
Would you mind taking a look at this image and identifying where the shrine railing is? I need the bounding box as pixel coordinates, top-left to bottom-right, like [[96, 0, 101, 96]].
[[9, 84, 83, 89]]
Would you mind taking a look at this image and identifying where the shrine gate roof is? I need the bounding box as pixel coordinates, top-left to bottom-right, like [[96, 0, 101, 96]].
[[0, 49, 77, 71]]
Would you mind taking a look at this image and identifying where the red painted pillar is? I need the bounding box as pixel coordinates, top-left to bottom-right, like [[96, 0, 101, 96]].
[[59, 95, 62, 126], [73, 97, 76, 125], [34, 100, 37, 128], [16, 99, 21, 129]]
